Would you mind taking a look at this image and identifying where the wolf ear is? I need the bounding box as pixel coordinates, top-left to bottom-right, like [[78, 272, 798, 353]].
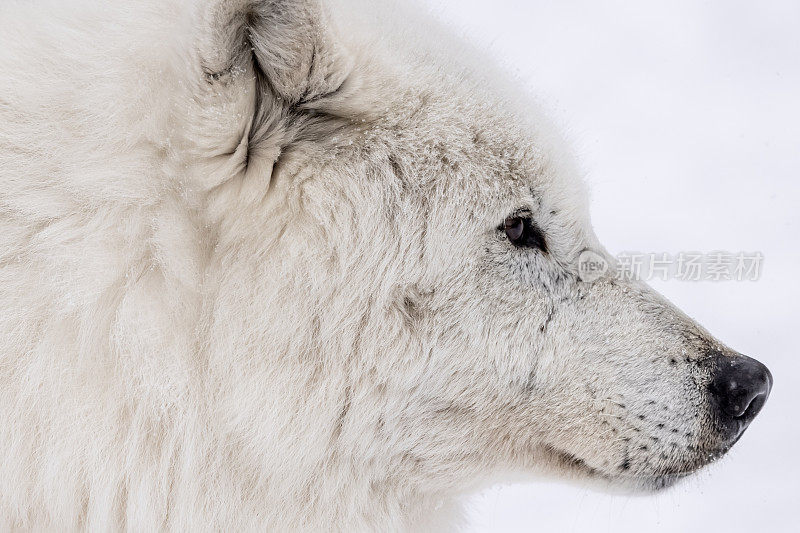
[[189, 0, 352, 192], [198, 0, 350, 104]]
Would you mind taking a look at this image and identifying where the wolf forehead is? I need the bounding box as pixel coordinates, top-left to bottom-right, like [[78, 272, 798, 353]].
[[304, 86, 574, 217]]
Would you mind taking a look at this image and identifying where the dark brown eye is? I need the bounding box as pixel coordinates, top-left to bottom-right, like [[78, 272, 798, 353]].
[[504, 217, 525, 242], [501, 215, 548, 252]]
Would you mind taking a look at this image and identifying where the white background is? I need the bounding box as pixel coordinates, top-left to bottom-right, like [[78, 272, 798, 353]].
[[421, 1, 800, 531]]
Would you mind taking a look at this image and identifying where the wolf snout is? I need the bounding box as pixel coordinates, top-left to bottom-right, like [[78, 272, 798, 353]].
[[709, 353, 772, 442]]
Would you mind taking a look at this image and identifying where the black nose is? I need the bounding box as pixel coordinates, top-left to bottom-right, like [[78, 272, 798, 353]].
[[709, 353, 772, 440]]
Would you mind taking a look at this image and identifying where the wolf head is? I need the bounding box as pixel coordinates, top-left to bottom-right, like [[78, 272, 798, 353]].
[[189, 0, 772, 522]]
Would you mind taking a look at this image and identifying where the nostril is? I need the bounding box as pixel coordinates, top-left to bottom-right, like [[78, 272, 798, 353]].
[[722, 379, 768, 418], [741, 391, 768, 420], [728, 389, 767, 419]]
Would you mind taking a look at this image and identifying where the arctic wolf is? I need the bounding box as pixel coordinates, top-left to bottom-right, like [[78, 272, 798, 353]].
[[0, 0, 772, 530]]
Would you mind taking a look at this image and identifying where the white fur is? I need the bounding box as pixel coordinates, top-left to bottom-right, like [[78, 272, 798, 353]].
[[0, 0, 752, 530]]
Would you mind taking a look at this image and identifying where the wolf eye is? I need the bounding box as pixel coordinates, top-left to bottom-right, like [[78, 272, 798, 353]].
[[501, 215, 548, 252]]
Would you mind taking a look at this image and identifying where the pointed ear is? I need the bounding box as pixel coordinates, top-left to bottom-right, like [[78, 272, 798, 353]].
[[199, 0, 350, 103], [188, 0, 352, 192]]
